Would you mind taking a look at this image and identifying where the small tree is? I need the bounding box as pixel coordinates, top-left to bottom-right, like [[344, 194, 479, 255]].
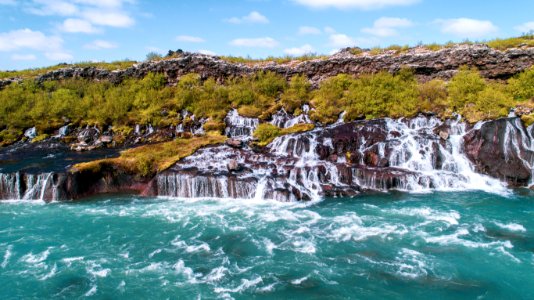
[[145, 52, 163, 62]]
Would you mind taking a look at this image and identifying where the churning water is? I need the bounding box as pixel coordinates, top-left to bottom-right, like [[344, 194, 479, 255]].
[[1, 191, 533, 299]]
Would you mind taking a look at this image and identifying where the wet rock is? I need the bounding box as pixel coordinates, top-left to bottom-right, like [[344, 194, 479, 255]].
[[98, 135, 113, 144], [463, 117, 533, 186], [227, 159, 242, 172], [77, 127, 99, 144], [439, 130, 449, 140], [225, 138, 243, 148]]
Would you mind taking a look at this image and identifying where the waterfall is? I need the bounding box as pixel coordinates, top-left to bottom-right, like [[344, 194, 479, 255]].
[[0, 172, 61, 201], [157, 173, 257, 199], [224, 109, 259, 139], [381, 116, 508, 193], [270, 106, 312, 128], [155, 114, 521, 201], [503, 118, 534, 187]]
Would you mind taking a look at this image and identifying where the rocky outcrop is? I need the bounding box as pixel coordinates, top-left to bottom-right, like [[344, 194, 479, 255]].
[[464, 118, 534, 186], [7, 45, 530, 89]]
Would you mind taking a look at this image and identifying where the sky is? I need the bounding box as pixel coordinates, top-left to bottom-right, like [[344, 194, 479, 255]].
[[1, 0, 533, 70]]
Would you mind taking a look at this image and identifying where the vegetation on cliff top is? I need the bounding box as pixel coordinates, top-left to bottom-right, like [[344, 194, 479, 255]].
[[0, 60, 136, 80], [1, 66, 533, 146]]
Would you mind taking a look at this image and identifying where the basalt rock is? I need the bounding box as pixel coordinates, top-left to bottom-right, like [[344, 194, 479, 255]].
[[2, 45, 530, 90], [463, 117, 534, 186], [1, 115, 533, 202]]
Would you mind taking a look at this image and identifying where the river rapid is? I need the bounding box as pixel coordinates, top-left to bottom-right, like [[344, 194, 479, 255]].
[[1, 191, 533, 299]]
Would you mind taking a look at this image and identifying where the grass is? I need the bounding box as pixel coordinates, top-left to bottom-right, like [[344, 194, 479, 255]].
[[71, 132, 226, 177], [345, 34, 534, 56], [220, 54, 327, 65], [253, 123, 315, 147], [0, 60, 137, 79]]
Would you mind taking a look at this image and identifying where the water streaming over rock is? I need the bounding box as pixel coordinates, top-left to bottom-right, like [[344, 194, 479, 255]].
[[224, 109, 259, 139], [156, 115, 524, 201], [1, 114, 533, 202], [0, 172, 62, 201]]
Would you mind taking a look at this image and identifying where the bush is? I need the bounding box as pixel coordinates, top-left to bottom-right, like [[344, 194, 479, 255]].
[[418, 79, 449, 116], [508, 67, 534, 101], [447, 67, 487, 112], [280, 74, 310, 113]]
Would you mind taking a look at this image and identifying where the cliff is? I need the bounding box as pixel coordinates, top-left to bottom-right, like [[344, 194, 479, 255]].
[[1, 44, 533, 89]]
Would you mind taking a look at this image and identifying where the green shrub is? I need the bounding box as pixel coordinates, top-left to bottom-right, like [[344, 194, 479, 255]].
[[310, 74, 352, 124], [508, 67, 534, 101], [447, 67, 487, 112], [280, 74, 310, 113], [418, 79, 449, 116]]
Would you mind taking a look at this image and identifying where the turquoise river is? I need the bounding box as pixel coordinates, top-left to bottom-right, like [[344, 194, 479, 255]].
[[1, 191, 533, 299]]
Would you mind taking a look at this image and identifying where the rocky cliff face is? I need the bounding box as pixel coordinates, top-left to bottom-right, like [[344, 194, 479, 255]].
[[2, 111, 532, 202], [1, 44, 533, 89]]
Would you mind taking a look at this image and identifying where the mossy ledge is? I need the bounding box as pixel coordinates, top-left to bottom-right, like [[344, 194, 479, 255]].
[[71, 132, 225, 178]]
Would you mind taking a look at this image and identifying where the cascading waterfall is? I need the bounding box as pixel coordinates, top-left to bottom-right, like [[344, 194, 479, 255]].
[[0, 172, 60, 201], [270, 105, 312, 128], [224, 109, 259, 139], [2, 111, 528, 202], [156, 114, 517, 201], [503, 118, 534, 187], [379, 116, 508, 193]]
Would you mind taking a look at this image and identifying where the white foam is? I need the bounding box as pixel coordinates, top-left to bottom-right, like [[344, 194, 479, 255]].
[[84, 285, 97, 297], [39, 263, 57, 281], [204, 266, 228, 282], [291, 275, 310, 285], [1, 245, 12, 268], [388, 207, 461, 226], [185, 243, 211, 253], [214, 276, 263, 294], [20, 247, 51, 264], [425, 228, 515, 251], [494, 222, 526, 233], [292, 240, 316, 254], [263, 238, 277, 255]]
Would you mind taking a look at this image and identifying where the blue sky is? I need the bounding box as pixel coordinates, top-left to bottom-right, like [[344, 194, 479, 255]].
[[1, 0, 533, 70]]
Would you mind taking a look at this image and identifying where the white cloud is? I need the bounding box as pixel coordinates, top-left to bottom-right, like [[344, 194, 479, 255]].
[[176, 35, 205, 43], [0, 29, 63, 52], [284, 44, 315, 56], [82, 10, 134, 27], [230, 37, 279, 48], [73, 0, 130, 8], [28, 0, 78, 16], [45, 51, 73, 61], [60, 18, 99, 33], [293, 0, 419, 10], [328, 32, 378, 48], [28, 0, 136, 29], [436, 18, 498, 38], [362, 17, 413, 37], [0, 28, 73, 61], [11, 54, 37, 61], [514, 21, 534, 33], [226, 11, 269, 24], [84, 39, 118, 50], [198, 49, 216, 56], [298, 26, 321, 35], [329, 33, 356, 47]]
